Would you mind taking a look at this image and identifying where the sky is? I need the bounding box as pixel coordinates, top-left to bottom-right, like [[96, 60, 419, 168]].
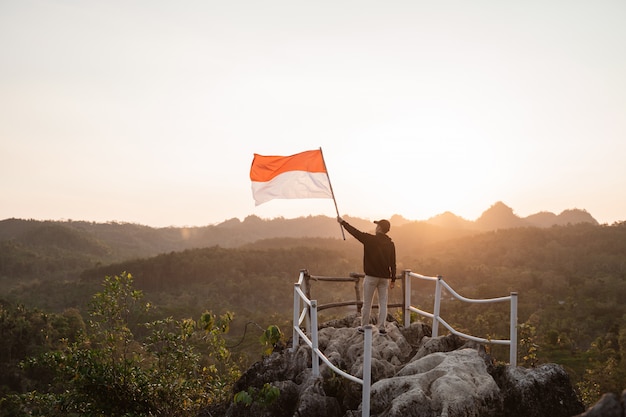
[[1, 1, 625, 228]]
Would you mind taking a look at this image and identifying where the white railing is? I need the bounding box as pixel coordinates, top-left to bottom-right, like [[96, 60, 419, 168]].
[[402, 270, 518, 366], [291, 270, 373, 417], [292, 269, 518, 417]]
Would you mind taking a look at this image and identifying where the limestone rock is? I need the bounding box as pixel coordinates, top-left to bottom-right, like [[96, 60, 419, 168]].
[[410, 333, 483, 362], [573, 392, 623, 417], [319, 313, 362, 330], [232, 345, 311, 395], [369, 348, 500, 417], [398, 322, 431, 351], [318, 325, 414, 380], [491, 362, 585, 417], [294, 376, 342, 417], [215, 317, 584, 417]]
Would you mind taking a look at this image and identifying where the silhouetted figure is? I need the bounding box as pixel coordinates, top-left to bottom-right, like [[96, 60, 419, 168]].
[[337, 217, 396, 334]]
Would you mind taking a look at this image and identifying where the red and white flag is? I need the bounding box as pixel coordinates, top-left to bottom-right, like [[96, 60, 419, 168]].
[[250, 149, 333, 206]]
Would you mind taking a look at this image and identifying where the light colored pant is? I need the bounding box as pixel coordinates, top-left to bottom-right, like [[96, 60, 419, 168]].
[[361, 275, 389, 327]]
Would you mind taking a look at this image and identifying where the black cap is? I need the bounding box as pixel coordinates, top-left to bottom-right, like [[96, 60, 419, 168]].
[[374, 219, 390, 233]]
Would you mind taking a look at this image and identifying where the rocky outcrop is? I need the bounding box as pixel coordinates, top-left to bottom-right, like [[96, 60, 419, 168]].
[[366, 349, 501, 417], [214, 315, 584, 417], [573, 391, 626, 417], [490, 363, 585, 417]]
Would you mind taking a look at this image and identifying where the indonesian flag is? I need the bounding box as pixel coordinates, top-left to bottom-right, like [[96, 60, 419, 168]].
[[250, 149, 333, 206]]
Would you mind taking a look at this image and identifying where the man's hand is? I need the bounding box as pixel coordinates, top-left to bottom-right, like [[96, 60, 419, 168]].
[[390, 281, 395, 289], [337, 216, 344, 224]]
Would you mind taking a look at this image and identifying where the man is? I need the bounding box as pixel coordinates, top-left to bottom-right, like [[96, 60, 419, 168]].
[[337, 217, 396, 334]]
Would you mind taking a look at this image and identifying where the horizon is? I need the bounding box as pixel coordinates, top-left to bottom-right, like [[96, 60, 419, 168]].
[[0, 201, 605, 228], [2, 2, 625, 228]]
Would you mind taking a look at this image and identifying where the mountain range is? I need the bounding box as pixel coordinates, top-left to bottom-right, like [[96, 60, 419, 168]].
[[421, 201, 598, 230], [0, 201, 599, 266]]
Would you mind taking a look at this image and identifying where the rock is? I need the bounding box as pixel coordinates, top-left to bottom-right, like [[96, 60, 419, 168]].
[[573, 392, 623, 417], [294, 376, 342, 417], [317, 325, 414, 383], [232, 346, 311, 394], [214, 317, 584, 417], [226, 347, 320, 417], [369, 348, 501, 417], [410, 333, 482, 362], [319, 313, 362, 330], [491, 363, 585, 417], [398, 322, 431, 351]]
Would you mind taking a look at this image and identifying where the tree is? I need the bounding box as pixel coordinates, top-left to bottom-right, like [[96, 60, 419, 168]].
[[2, 272, 240, 417]]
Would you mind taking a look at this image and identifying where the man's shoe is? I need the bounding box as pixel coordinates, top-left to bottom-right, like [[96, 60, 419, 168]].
[[357, 327, 364, 334], [379, 328, 387, 335]]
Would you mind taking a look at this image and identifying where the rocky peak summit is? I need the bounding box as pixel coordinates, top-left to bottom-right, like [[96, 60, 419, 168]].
[[212, 315, 584, 417]]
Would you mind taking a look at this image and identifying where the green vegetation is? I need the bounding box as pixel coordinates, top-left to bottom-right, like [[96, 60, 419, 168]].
[[234, 383, 281, 408], [259, 324, 284, 356], [409, 222, 626, 405], [1, 272, 239, 417], [2, 217, 626, 410]]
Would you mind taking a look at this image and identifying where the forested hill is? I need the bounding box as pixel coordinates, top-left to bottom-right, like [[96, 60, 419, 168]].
[[0, 202, 599, 270], [2, 212, 626, 404], [71, 222, 626, 344], [37, 221, 626, 380]]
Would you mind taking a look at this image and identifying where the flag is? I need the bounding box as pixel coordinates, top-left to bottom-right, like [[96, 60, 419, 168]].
[[250, 149, 333, 206]]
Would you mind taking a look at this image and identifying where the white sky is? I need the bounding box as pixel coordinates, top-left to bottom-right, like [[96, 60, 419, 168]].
[[1, 0, 625, 227]]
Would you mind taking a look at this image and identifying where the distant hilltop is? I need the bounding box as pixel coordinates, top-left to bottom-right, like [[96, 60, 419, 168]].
[[417, 201, 598, 231], [0, 201, 600, 259]]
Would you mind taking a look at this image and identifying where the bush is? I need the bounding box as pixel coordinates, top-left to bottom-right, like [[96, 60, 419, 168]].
[[3, 272, 240, 417]]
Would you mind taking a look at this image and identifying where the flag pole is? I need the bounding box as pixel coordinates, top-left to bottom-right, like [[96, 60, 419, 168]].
[[319, 147, 346, 240]]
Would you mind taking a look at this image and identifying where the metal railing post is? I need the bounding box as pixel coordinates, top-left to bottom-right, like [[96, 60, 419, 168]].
[[311, 300, 319, 376], [432, 276, 442, 337], [304, 274, 311, 335], [510, 292, 518, 366], [292, 283, 301, 352], [403, 270, 411, 328], [362, 325, 373, 417]]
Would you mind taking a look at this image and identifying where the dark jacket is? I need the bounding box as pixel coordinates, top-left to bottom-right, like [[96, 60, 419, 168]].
[[341, 220, 397, 279]]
